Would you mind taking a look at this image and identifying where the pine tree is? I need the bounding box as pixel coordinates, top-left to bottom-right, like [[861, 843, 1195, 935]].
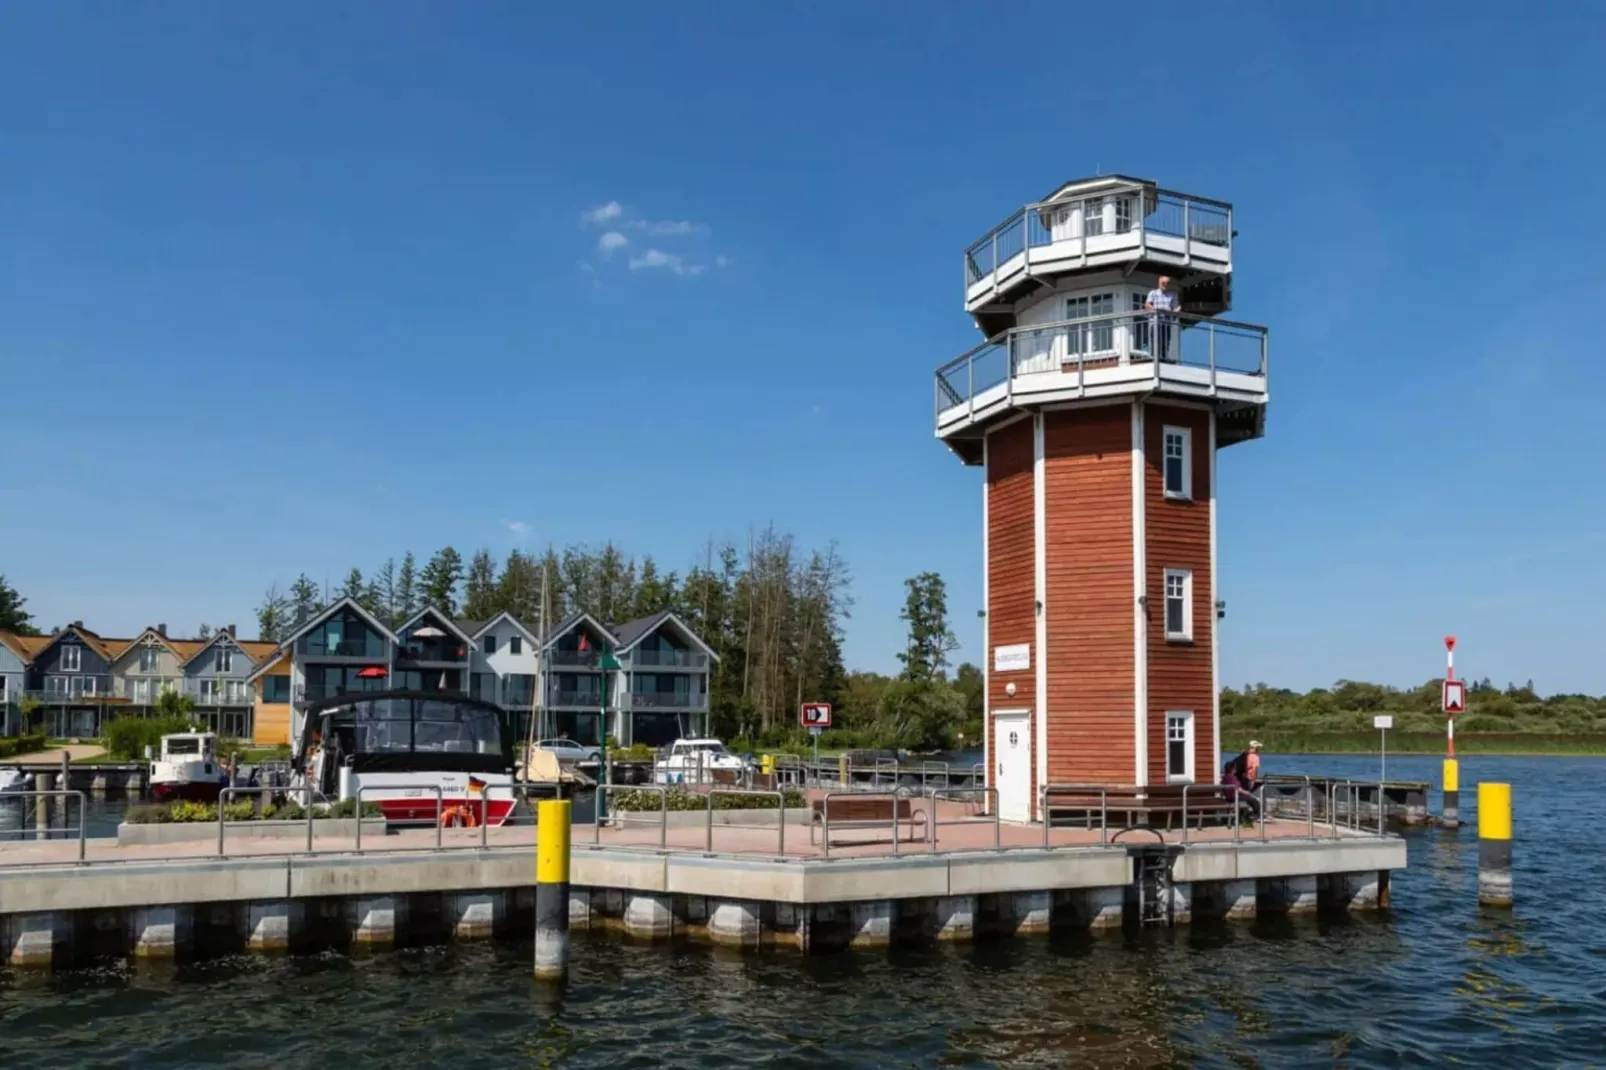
[[462, 549, 500, 620], [419, 546, 465, 614], [288, 574, 323, 629], [373, 559, 398, 626], [338, 568, 367, 604], [197, 623, 214, 640], [498, 550, 542, 625], [631, 556, 677, 618], [395, 553, 420, 622], [0, 574, 39, 635], [255, 584, 292, 643]]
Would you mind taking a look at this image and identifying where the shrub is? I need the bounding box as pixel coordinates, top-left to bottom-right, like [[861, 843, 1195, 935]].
[[102, 714, 198, 761], [0, 734, 47, 759], [123, 798, 383, 824], [611, 787, 805, 812]]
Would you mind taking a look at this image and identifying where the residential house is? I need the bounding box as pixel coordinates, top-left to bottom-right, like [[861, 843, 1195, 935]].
[[465, 611, 541, 739], [393, 608, 474, 695], [0, 633, 31, 736], [250, 597, 399, 748], [107, 625, 184, 714], [176, 627, 274, 738], [251, 649, 293, 746], [539, 612, 615, 746], [21, 624, 127, 737], [611, 610, 717, 747]]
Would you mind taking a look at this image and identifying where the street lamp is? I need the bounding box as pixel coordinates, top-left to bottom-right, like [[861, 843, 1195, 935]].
[[597, 644, 622, 823]]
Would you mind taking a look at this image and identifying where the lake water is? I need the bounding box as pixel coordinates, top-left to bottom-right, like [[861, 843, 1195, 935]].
[[0, 753, 1600, 1068]]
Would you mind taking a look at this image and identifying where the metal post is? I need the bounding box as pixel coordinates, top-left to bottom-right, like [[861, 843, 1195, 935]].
[[33, 772, 49, 840], [534, 798, 571, 981], [1441, 758, 1462, 828], [1477, 782, 1512, 908]]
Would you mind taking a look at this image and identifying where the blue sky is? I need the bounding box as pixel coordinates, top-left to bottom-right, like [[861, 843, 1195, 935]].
[[0, 3, 1601, 695]]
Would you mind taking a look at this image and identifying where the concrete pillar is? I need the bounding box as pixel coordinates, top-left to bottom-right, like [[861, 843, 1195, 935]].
[[451, 894, 499, 940], [773, 902, 809, 951], [568, 887, 593, 931], [1258, 875, 1318, 916], [623, 892, 673, 940], [1056, 887, 1124, 931], [1002, 891, 1051, 935], [848, 900, 892, 949], [1166, 882, 1192, 925], [350, 896, 398, 946], [1193, 879, 1257, 921], [6, 912, 64, 968], [708, 900, 763, 948], [1319, 871, 1383, 912], [932, 895, 976, 941], [247, 902, 292, 951], [131, 906, 185, 959]]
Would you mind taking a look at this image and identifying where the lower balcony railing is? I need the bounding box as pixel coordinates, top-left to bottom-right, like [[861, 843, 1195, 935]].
[[628, 692, 709, 711]]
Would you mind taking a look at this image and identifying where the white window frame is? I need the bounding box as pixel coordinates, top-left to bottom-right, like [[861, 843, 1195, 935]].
[[134, 678, 150, 703], [200, 678, 220, 702], [1165, 710, 1195, 783], [141, 646, 159, 673], [227, 680, 247, 702], [61, 645, 81, 672], [1163, 426, 1192, 501], [1083, 196, 1105, 237], [1163, 568, 1193, 642], [215, 647, 233, 674]]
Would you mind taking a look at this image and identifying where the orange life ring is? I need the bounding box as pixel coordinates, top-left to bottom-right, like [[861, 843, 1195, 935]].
[[440, 804, 479, 829]]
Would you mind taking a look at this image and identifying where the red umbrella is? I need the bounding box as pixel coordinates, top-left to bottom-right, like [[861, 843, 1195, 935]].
[[577, 634, 591, 653], [356, 666, 388, 679]]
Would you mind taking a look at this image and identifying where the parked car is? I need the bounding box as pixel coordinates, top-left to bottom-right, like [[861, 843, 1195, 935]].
[[534, 738, 602, 763]]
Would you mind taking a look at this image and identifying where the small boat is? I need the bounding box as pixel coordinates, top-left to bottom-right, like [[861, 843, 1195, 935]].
[[652, 738, 750, 785], [150, 731, 228, 803], [0, 767, 28, 835]]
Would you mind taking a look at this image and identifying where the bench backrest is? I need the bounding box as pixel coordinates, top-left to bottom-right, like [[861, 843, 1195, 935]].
[[812, 796, 913, 821]]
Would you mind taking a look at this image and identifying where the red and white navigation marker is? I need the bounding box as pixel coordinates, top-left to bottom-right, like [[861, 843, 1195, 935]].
[[1443, 635, 1459, 757]]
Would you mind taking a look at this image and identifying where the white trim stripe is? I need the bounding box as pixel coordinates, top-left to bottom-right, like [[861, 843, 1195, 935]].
[[1033, 412, 1048, 818], [1131, 401, 1148, 787], [1209, 410, 1221, 778]]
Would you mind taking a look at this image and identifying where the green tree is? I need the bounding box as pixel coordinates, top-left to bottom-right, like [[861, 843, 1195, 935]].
[[897, 572, 958, 683], [395, 553, 420, 623], [952, 662, 985, 744], [631, 556, 677, 618], [420, 547, 465, 614], [877, 678, 966, 751], [497, 549, 543, 624], [0, 574, 38, 635], [288, 574, 323, 629], [255, 584, 291, 643], [462, 549, 500, 620], [373, 559, 399, 626], [197, 623, 214, 640], [338, 568, 368, 605], [155, 688, 197, 721]]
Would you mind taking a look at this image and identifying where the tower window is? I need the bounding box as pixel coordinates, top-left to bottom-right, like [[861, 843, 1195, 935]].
[[1163, 569, 1192, 641], [1083, 197, 1105, 237], [1166, 711, 1194, 782], [1163, 426, 1192, 500]]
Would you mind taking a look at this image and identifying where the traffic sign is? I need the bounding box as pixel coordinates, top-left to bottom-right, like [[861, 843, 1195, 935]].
[[800, 702, 833, 728], [1442, 679, 1466, 714], [1373, 715, 1394, 730]]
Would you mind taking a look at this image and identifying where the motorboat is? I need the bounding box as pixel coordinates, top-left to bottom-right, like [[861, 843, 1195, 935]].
[[652, 738, 750, 785], [294, 690, 518, 827], [150, 731, 228, 803]]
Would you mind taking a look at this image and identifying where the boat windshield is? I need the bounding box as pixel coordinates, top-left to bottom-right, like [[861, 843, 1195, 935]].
[[678, 742, 728, 755], [299, 692, 512, 774], [164, 738, 202, 756]]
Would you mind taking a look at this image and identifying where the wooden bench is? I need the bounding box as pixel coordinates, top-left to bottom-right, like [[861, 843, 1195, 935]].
[[1044, 785, 1244, 832], [809, 795, 927, 847]]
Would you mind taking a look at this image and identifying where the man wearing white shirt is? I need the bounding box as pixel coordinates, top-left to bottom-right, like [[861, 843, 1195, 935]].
[[1145, 276, 1180, 363]]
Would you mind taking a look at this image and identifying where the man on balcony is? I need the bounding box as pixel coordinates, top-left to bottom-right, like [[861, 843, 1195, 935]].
[[1145, 276, 1180, 363]]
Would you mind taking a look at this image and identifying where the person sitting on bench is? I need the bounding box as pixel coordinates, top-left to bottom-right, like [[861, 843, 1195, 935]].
[[1222, 742, 1263, 822]]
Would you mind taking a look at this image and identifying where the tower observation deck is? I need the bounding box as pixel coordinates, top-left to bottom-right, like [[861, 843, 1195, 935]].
[[937, 175, 1269, 823]]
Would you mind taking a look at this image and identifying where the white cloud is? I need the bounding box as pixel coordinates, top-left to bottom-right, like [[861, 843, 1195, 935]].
[[581, 201, 623, 225], [597, 231, 628, 255], [628, 248, 711, 276], [715, 255, 732, 268], [629, 219, 702, 237], [505, 520, 530, 540]]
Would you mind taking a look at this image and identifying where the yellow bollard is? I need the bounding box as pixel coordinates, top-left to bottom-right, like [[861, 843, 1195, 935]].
[[1477, 782, 1512, 908], [534, 798, 572, 980], [1440, 758, 1461, 828], [761, 754, 774, 776]]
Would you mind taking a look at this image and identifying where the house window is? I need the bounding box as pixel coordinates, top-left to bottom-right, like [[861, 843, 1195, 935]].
[[73, 675, 95, 696], [1164, 569, 1193, 641], [1115, 196, 1134, 234], [509, 636, 523, 655], [1163, 426, 1192, 500], [200, 679, 219, 702], [1166, 711, 1194, 782], [140, 646, 159, 673], [61, 645, 81, 672], [483, 635, 497, 655], [47, 676, 66, 695], [227, 680, 247, 702], [134, 679, 150, 703], [215, 647, 233, 674], [262, 676, 291, 704], [1066, 293, 1116, 356]]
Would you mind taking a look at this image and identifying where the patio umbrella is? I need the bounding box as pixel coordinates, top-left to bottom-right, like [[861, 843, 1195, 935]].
[[356, 666, 388, 679], [411, 625, 446, 638]]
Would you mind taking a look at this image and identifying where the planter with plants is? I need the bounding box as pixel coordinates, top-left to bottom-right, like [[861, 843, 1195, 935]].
[[609, 786, 815, 828], [116, 798, 388, 846]]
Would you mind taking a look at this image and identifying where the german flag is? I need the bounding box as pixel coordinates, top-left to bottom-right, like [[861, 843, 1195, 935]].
[[467, 776, 486, 795]]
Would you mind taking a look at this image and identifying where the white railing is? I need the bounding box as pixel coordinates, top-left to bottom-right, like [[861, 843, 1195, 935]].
[[935, 311, 1267, 422], [964, 187, 1232, 288]]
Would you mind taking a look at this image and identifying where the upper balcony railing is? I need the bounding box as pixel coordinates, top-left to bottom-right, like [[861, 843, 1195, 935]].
[[296, 636, 388, 659], [629, 691, 709, 712], [549, 650, 603, 669], [935, 311, 1267, 427], [629, 648, 709, 669], [963, 189, 1232, 296]]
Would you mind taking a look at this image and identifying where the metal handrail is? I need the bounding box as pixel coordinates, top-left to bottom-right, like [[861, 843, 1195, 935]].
[[1180, 782, 1239, 845], [818, 787, 923, 860], [351, 784, 443, 852], [1039, 784, 1110, 845], [217, 785, 321, 856], [705, 788, 786, 856], [1, 789, 88, 861], [924, 786, 1000, 853], [595, 784, 667, 848]]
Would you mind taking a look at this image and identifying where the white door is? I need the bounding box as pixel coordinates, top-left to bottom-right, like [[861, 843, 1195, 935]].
[[994, 710, 1032, 823]]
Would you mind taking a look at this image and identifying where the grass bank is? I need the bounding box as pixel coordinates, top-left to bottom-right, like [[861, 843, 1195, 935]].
[[1223, 732, 1606, 756]]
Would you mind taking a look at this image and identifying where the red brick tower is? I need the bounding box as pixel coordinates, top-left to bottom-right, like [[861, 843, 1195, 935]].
[[936, 176, 1267, 822]]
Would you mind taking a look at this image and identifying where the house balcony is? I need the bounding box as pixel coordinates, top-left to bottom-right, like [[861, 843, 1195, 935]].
[[629, 649, 709, 669], [628, 691, 709, 712], [26, 676, 120, 705], [964, 183, 1233, 332], [295, 637, 389, 659], [934, 311, 1269, 463], [549, 650, 604, 669], [179, 681, 254, 707], [548, 689, 606, 709], [500, 682, 536, 708]]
